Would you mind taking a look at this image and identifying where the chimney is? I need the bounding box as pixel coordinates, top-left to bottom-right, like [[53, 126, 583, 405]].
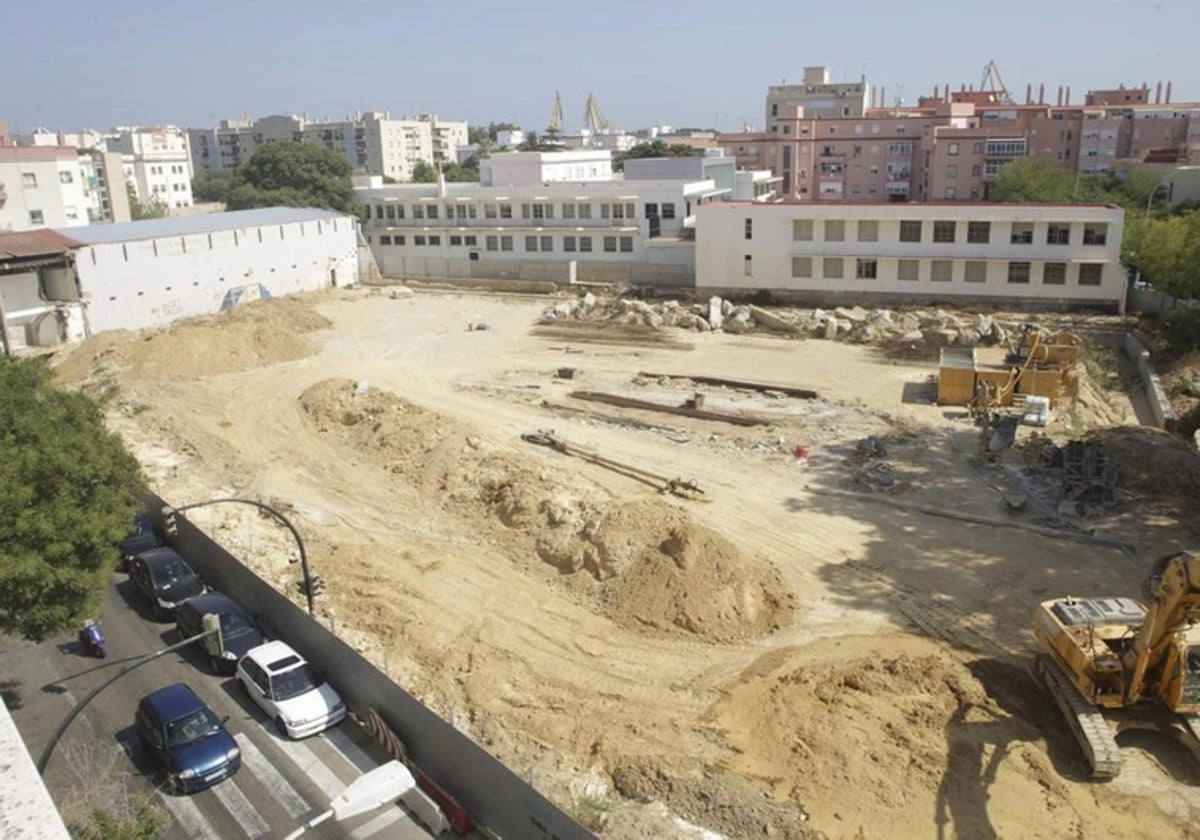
[[944, 84, 950, 100], [1057, 86, 1063, 106], [879, 86, 886, 108], [1039, 83, 1045, 105], [1026, 84, 1032, 105], [1065, 86, 1070, 105], [1156, 81, 1163, 104], [1166, 81, 1173, 103]]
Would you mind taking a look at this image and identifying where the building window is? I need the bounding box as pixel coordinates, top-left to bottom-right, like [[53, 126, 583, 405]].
[[824, 220, 845, 241], [499, 204, 512, 219], [899, 220, 922, 243], [375, 205, 384, 219], [793, 219, 814, 241], [933, 221, 956, 243], [602, 236, 616, 252], [897, 259, 919, 281], [64, 206, 78, 220], [525, 236, 538, 251], [1082, 224, 1108, 245], [661, 203, 676, 219], [946, 165, 958, 178], [464, 235, 477, 246], [1042, 262, 1067, 285], [579, 237, 593, 252], [792, 257, 812, 278], [578, 203, 592, 219], [485, 204, 497, 219], [414, 235, 426, 246], [563, 203, 576, 219], [29, 209, 44, 225], [857, 220, 878, 242], [645, 203, 659, 217], [59, 170, 74, 184], [542, 235, 553, 251], [427, 206, 439, 220], [930, 260, 953, 282], [501, 235, 513, 251], [1078, 264, 1103, 286], [947, 142, 960, 156], [964, 261, 987, 283], [486, 235, 498, 251], [429, 235, 441, 245], [619, 236, 633, 252], [744, 218, 753, 240], [823, 257, 844, 279], [413, 205, 424, 220], [396, 206, 405, 219], [449, 235, 462, 246], [385, 205, 395, 219], [967, 221, 991, 244], [1010, 223, 1034, 244], [22, 172, 37, 187], [380, 235, 392, 245], [856, 258, 878, 279], [744, 255, 753, 276], [1046, 224, 1070, 245], [395, 236, 405, 245], [1007, 261, 1032, 284], [564, 236, 577, 252], [971, 164, 982, 177]]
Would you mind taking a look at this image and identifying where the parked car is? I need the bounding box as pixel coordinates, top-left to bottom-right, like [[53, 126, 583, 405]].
[[118, 512, 162, 572], [237, 640, 346, 738], [128, 548, 204, 621], [136, 682, 240, 794], [176, 592, 265, 675]]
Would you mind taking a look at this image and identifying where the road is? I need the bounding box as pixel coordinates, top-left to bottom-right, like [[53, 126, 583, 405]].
[[0, 572, 433, 840]]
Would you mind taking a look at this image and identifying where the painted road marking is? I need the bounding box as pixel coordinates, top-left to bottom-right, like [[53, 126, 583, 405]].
[[349, 806, 411, 839], [262, 724, 347, 799], [235, 732, 310, 819], [324, 726, 377, 773], [156, 791, 220, 840], [211, 778, 270, 838]]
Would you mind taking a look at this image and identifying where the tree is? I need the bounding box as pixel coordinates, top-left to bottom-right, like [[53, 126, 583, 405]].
[[987, 158, 1076, 203], [1126, 211, 1200, 300], [225, 141, 355, 213], [126, 183, 167, 221], [191, 170, 235, 204], [411, 161, 438, 183], [612, 141, 696, 172], [0, 357, 145, 641], [517, 131, 561, 152]]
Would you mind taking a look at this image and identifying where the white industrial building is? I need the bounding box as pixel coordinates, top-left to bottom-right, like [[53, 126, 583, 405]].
[[358, 150, 777, 286], [696, 201, 1127, 310], [0, 208, 359, 353]]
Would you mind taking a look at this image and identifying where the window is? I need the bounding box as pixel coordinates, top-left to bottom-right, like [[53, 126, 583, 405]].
[[744, 255, 753, 276], [886, 142, 913, 156], [578, 203, 592, 219], [380, 235, 392, 245], [661, 203, 676, 219], [793, 219, 814, 241], [499, 204, 512, 219], [946, 164, 958, 178], [744, 218, 753, 240], [899, 220, 922, 242], [645, 203, 659, 217], [1010, 223, 1034, 244], [541, 235, 553, 251], [64, 206, 78, 220], [792, 257, 812, 278], [947, 142, 960, 156], [525, 236, 538, 251], [395, 235, 405, 245], [376, 205, 384, 219], [973, 141, 984, 154], [564, 236, 577, 252], [1007, 261, 1031, 284], [1046, 224, 1070, 245], [603, 236, 617, 252], [824, 219, 845, 241], [967, 221, 990, 244], [1082, 224, 1108, 245], [428, 235, 441, 245], [933, 221, 956, 243], [501, 235, 513, 251], [930, 260, 953, 282], [1042, 262, 1067, 285], [60, 170, 73, 183], [619, 237, 633, 252], [1078, 264, 1103, 286], [856, 258, 878, 279], [964, 261, 987, 283], [897, 259, 919, 281], [413, 205, 424, 220], [486, 236, 499, 251], [22, 172, 37, 187], [449, 235, 462, 246], [823, 257, 844, 279], [485, 204, 497, 219], [857, 220, 878, 242], [464, 235, 477, 246], [414, 235, 426, 245], [29, 209, 44, 225], [426, 206, 438, 220], [579, 237, 593, 252]]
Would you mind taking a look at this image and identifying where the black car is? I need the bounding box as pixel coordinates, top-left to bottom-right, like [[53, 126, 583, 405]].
[[119, 513, 162, 572], [175, 592, 264, 675], [128, 548, 204, 621]]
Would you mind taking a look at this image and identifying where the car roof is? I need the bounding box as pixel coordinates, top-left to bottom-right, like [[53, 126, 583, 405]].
[[244, 640, 307, 672], [142, 682, 204, 717], [183, 592, 242, 613], [138, 547, 187, 568]]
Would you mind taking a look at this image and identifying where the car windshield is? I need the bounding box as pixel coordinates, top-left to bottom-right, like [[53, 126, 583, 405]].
[[270, 664, 321, 701], [151, 558, 194, 588], [165, 707, 222, 747], [219, 611, 252, 635]]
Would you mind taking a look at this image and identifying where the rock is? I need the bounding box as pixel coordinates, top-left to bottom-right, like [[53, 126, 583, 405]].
[[723, 311, 753, 334], [896, 312, 921, 332], [580, 291, 597, 314], [686, 315, 711, 331], [748, 305, 799, 334], [552, 300, 573, 319], [708, 296, 725, 331], [823, 318, 839, 340], [661, 300, 680, 311], [931, 328, 959, 345], [387, 286, 413, 299], [956, 328, 982, 346], [721, 299, 735, 316], [972, 313, 994, 335], [812, 307, 829, 324], [858, 325, 878, 343], [835, 305, 869, 323], [900, 329, 925, 343], [866, 308, 893, 325]]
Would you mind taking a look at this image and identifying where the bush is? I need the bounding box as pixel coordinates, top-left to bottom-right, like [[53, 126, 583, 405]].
[[1161, 305, 1200, 354]]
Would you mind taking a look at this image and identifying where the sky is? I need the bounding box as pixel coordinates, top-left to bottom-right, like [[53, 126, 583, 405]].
[[2, 0, 1198, 135]]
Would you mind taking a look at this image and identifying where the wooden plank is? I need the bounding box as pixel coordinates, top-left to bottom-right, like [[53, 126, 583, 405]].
[[570, 391, 767, 426], [637, 371, 817, 400]]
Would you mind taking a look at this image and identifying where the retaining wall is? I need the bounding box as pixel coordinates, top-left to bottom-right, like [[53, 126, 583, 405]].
[[148, 495, 590, 840], [1122, 332, 1176, 429]]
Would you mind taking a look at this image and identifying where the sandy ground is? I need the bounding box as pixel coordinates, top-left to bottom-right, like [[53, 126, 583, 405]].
[[56, 288, 1200, 839]]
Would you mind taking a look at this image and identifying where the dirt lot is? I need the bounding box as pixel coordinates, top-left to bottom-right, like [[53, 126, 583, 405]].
[[56, 288, 1200, 838]]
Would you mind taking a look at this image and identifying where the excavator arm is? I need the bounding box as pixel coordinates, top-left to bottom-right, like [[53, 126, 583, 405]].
[[1124, 551, 1200, 704]]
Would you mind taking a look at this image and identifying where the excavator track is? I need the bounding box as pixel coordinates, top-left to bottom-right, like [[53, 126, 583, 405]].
[[1034, 655, 1122, 779]]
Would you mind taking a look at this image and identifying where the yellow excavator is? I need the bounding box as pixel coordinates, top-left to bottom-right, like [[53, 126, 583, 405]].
[[1032, 550, 1200, 778]]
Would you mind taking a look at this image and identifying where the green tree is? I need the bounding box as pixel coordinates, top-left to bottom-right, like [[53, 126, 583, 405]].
[[517, 131, 562, 152], [411, 161, 438, 183], [1126, 211, 1200, 300], [126, 183, 167, 221], [226, 142, 355, 213], [612, 140, 696, 172], [191, 170, 235, 204], [0, 357, 145, 641], [987, 158, 1077, 203]]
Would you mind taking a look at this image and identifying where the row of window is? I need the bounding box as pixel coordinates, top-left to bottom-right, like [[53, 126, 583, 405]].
[[374, 233, 635, 253], [785, 257, 1104, 285], [788, 218, 1109, 246], [147, 164, 186, 175], [21, 171, 76, 187], [372, 201, 675, 222]]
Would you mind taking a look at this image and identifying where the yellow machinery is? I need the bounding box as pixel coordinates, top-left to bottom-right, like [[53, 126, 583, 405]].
[[1033, 550, 1200, 778]]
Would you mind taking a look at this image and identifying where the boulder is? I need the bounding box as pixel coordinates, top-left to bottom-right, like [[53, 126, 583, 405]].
[[748, 305, 799, 334], [931, 328, 959, 346], [896, 312, 921, 332], [579, 291, 597, 315], [866, 309, 894, 325], [956, 328, 982, 347], [686, 315, 711, 331], [708, 296, 725, 331], [723, 309, 754, 334], [900, 329, 925, 343], [823, 318, 839, 340], [721, 298, 735, 317], [835, 305, 869, 323]]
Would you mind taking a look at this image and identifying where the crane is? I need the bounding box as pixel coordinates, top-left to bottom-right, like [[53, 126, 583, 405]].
[[583, 94, 611, 135], [980, 60, 1016, 106], [547, 91, 564, 137]]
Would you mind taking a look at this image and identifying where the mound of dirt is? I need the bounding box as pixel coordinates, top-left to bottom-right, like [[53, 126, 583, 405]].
[[297, 378, 793, 643], [1088, 425, 1200, 500], [54, 296, 330, 385]]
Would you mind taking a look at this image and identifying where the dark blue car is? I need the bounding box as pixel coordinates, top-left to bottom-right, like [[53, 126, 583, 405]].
[[119, 512, 162, 572], [136, 683, 240, 794], [128, 548, 204, 621]]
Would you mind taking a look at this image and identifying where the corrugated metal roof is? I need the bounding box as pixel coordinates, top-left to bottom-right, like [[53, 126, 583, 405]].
[[62, 207, 352, 245], [0, 229, 84, 259]]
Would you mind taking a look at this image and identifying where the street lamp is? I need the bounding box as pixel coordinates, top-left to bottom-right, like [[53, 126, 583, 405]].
[[283, 760, 415, 840], [166, 497, 316, 616]]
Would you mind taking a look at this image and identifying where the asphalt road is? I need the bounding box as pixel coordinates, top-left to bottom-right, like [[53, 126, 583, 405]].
[[1, 572, 432, 840]]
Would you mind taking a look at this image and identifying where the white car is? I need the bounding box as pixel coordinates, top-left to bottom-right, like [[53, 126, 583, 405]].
[[236, 641, 346, 739]]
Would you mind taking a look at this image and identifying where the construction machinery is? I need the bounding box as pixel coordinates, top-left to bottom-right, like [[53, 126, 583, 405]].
[[1032, 550, 1200, 778]]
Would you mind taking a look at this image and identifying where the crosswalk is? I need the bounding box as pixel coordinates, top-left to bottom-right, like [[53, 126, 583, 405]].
[[154, 718, 429, 839]]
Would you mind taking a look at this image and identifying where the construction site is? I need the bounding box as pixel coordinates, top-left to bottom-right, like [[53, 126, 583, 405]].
[[53, 285, 1200, 839]]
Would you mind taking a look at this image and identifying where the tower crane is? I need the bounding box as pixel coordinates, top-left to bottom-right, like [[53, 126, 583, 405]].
[[547, 91, 564, 137], [980, 60, 1016, 105], [583, 94, 611, 135]]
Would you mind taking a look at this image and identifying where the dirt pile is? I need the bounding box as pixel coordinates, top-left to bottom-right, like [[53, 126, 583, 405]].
[[297, 378, 793, 642], [54, 295, 330, 385], [1088, 425, 1200, 500]]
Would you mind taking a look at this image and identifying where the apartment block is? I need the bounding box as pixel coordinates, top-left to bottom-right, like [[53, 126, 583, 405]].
[[0, 147, 91, 232], [108, 126, 194, 209], [696, 202, 1125, 311], [766, 66, 871, 132]]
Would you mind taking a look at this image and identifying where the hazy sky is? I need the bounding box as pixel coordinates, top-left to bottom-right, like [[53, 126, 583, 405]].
[[3, 0, 1197, 134]]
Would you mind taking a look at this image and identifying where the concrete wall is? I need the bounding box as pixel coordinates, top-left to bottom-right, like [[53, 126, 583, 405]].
[[76, 217, 358, 333], [151, 495, 591, 840], [1123, 331, 1176, 428], [375, 255, 693, 288]]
